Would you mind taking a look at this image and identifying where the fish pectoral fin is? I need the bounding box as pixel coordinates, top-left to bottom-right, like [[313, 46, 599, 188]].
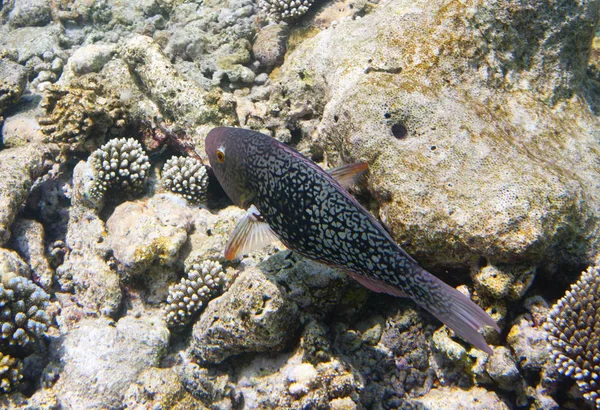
[[346, 271, 408, 297], [225, 205, 280, 260], [328, 162, 368, 189]]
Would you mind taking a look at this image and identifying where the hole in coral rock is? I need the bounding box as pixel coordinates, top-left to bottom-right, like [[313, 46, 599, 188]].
[[391, 122, 408, 139]]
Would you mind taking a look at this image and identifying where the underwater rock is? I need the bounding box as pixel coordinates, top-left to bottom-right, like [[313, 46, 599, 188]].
[[411, 385, 509, 409], [8, 218, 53, 290], [48, 315, 169, 408], [106, 194, 193, 276], [38, 74, 130, 152], [56, 162, 121, 317], [67, 44, 116, 76], [0, 25, 62, 65], [271, 0, 600, 272], [0, 143, 58, 246], [0, 248, 30, 279], [8, 0, 52, 28], [0, 59, 27, 117], [486, 346, 521, 392], [506, 315, 550, 374], [191, 266, 300, 364], [234, 348, 363, 409], [2, 113, 46, 147], [121, 35, 226, 130], [252, 23, 289, 69], [123, 367, 203, 409]]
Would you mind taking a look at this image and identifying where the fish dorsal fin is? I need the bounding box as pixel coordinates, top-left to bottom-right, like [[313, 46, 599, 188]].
[[225, 205, 280, 260], [328, 162, 368, 189]]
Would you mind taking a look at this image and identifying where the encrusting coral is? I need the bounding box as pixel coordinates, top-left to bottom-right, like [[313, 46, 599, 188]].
[[161, 156, 209, 204], [546, 265, 600, 409], [87, 138, 151, 201], [38, 74, 129, 151], [258, 0, 315, 21], [0, 351, 23, 393], [165, 259, 236, 328], [0, 271, 51, 351]]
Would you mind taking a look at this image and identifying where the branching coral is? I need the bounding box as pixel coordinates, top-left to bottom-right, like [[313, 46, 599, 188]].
[[165, 259, 236, 328], [546, 265, 600, 409], [258, 0, 316, 21], [0, 352, 23, 393], [0, 271, 51, 351], [161, 156, 209, 204], [87, 137, 151, 200], [38, 74, 129, 151]]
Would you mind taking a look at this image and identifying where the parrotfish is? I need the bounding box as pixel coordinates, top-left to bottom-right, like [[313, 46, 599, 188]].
[[205, 127, 499, 353]]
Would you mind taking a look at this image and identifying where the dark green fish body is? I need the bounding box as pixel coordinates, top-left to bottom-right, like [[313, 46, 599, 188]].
[[206, 127, 498, 353]]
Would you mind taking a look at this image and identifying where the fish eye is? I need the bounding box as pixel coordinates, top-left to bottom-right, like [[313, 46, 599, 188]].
[[216, 148, 225, 163]]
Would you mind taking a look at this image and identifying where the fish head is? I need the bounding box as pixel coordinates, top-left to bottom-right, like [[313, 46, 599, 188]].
[[205, 127, 256, 207]]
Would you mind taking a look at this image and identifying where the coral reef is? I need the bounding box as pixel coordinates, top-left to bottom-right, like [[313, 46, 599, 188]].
[[259, 0, 316, 21], [38, 75, 129, 151], [87, 137, 150, 201], [0, 271, 51, 350], [161, 156, 209, 205], [0, 352, 23, 394], [546, 265, 600, 409], [165, 259, 232, 328]]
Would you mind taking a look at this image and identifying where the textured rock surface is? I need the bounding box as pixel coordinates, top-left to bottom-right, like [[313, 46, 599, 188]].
[[0, 143, 58, 246], [48, 315, 169, 408], [8, 0, 52, 28], [8, 218, 53, 290], [412, 385, 510, 409], [106, 194, 193, 275], [271, 0, 600, 270], [191, 266, 300, 364], [0, 59, 28, 116]]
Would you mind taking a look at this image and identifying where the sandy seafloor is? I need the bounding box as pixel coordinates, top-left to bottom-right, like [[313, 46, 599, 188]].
[[0, 0, 600, 409]]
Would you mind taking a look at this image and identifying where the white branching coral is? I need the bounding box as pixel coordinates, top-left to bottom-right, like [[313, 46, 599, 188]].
[[161, 156, 209, 204], [0, 271, 51, 350], [165, 259, 236, 328], [258, 0, 315, 21], [87, 137, 150, 200], [546, 265, 600, 409]]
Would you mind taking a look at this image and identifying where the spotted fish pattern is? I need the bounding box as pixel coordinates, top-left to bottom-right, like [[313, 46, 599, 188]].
[[206, 127, 499, 353]]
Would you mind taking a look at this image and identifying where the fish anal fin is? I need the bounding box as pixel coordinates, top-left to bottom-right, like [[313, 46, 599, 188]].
[[346, 271, 407, 297], [225, 205, 280, 260], [328, 162, 368, 189]]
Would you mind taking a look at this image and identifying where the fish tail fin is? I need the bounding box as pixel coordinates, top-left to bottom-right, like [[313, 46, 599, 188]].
[[410, 268, 499, 354]]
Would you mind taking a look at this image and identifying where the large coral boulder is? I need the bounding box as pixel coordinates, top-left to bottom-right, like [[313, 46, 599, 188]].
[[271, 0, 600, 269]]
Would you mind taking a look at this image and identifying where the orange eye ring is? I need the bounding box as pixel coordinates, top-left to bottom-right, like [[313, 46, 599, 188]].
[[216, 149, 225, 163]]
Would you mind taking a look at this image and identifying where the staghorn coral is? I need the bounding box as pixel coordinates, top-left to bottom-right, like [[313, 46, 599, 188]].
[[38, 74, 129, 151], [87, 138, 151, 201], [546, 265, 600, 409], [0, 352, 23, 393], [161, 156, 209, 204], [0, 271, 51, 351], [165, 259, 235, 329], [258, 0, 315, 21]]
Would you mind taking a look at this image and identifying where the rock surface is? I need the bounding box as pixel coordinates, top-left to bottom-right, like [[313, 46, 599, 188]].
[[191, 266, 300, 364], [0, 143, 58, 246], [48, 315, 169, 409], [271, 0, 600, 271]]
